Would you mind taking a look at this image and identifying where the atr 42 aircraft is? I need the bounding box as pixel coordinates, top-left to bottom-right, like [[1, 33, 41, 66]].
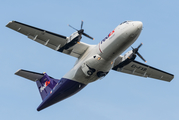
[[6, 20, 174, 111]]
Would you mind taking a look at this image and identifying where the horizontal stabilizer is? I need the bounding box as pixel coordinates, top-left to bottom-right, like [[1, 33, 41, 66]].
[[15, 69, 53, 82]]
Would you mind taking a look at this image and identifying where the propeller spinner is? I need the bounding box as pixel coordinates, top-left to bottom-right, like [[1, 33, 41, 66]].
[[68, 20, 94, 40], [131, 43, 147, 63]]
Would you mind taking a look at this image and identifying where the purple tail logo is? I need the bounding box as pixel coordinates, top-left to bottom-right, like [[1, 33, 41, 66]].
[[40, 80, 51, 92], [36, 73, 59, 100]]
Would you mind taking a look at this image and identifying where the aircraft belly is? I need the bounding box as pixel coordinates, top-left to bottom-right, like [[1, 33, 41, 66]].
[[63, 55, 112, 84], [74, 57, 112, 83], [37, 78, 86, 111]]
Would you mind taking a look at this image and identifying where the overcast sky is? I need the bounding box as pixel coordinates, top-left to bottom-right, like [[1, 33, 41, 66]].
[[1, 0, 179, 120]]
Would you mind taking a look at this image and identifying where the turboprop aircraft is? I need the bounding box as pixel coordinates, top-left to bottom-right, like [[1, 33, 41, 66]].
[[6, 20, 174, 111]]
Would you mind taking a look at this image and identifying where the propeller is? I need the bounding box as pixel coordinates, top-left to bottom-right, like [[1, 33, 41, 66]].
[[131, 43, 147, 63], [68, 20, 94, 40]]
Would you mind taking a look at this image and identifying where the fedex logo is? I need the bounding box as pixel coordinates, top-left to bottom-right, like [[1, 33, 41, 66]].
[[108, 30, 115, 37], [101, 30, 115, 44], [40, 80, 50, 92]]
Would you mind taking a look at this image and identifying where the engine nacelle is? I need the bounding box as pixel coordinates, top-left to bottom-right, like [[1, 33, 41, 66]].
[[123, 50, 136, 60], [67, 31, 79, 43], [113, 50, 136, 70]]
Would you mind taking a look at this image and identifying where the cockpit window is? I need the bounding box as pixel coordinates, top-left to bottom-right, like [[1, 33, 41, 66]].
[[120, 21, 132, 25], [120, 21, 127, 25]]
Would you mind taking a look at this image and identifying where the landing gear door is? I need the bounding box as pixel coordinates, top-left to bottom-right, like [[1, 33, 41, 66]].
[[81, 63, 95, 77]]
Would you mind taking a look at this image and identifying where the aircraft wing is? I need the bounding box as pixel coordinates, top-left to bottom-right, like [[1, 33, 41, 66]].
[[6, 21, 90, 58], [112, 60, 174, 82]]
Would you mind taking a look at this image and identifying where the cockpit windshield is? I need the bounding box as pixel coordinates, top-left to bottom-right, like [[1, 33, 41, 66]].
[[120, 21, 132, 25]]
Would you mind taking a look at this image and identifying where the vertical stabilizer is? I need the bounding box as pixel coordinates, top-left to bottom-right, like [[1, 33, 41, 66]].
[[36, 73, 59, 100]]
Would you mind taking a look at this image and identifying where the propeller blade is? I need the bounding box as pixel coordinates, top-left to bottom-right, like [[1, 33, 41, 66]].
[[68, 20, 94, 40], [136, 52, 147, 63], [131, 46, 134, 50], [83, 32, 94, 40], [131, 43, 146, 62], [137, 43, 143, 49], [81, 20, 83, 29], [68, 24, 78, 31]]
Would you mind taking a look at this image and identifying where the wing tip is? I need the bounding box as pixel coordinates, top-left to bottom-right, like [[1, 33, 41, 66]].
[[6, 20, 15, 27], [15, 69, 22, 75], [170, 74, 174, 81]]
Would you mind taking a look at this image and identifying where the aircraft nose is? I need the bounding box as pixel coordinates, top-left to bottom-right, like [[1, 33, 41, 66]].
[[136, 21, 143, 30], [133, 21, 143, 33], [128, 21, 143, 38]]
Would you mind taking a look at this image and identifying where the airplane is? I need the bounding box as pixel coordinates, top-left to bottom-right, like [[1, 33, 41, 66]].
[[6, 20, 174, 111]]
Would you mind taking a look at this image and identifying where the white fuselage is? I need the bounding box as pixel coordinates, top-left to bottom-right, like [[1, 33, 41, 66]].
[[63, 21, 143, 84]]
